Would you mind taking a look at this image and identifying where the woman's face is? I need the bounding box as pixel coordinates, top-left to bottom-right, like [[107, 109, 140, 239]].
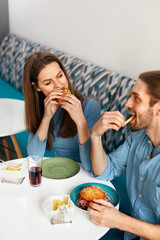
[[35, 62, 68, 96]]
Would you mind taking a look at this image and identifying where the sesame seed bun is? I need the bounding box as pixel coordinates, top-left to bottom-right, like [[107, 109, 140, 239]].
[[80, 185, 106, 202]]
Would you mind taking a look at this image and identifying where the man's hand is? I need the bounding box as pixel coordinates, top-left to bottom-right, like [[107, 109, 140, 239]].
[[91, 111, 125, 177], [88, 199, 123, 229], [91, 111, 125, 137], [88, 199, 160, 240]]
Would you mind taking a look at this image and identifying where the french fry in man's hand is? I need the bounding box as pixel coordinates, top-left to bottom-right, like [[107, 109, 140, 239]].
[[124, 116, 134, 126]]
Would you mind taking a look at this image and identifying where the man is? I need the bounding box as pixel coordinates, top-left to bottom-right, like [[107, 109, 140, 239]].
[[88, 71, 160, 240]]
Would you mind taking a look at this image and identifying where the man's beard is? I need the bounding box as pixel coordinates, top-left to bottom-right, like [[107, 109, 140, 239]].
[[130, 109, 153, 132]]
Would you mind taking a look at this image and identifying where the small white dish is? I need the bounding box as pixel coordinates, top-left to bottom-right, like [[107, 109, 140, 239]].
[[0, 158, 27, 184], [42, 195, 76, 225]]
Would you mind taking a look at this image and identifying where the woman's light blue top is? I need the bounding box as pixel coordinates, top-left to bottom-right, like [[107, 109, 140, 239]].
[[27, 98, 101, 172], [95, 129, 160, 240]]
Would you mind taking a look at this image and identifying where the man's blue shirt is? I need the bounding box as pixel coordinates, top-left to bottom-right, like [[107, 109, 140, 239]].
[[95, 129, 160, 240]]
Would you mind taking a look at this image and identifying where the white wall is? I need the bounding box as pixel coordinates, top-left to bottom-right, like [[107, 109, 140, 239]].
[[8, 0, 160, 79], [0, 0, 9, 42]]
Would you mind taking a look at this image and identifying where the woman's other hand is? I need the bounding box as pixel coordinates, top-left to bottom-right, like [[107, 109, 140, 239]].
[[60, 94, 85, 126], [43, 90, 62, 120], [60, 94, 90, 145]]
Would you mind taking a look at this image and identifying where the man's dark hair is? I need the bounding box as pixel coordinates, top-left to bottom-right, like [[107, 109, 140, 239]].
[[139, 71, 160, 106]]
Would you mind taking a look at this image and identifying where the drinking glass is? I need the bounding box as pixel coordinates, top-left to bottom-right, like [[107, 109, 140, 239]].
[[28, 155, 42, 187]]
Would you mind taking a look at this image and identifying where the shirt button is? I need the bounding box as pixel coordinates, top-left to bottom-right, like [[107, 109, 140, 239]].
[[147, 156, 150, 159], [139, 194, 142, 198], [134, 213, 136, 216], [140, 177, 143, 181], [148, 140, 150, 143]]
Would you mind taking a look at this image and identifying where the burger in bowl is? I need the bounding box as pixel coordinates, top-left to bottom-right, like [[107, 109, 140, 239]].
[[77, 185, 110, 209]]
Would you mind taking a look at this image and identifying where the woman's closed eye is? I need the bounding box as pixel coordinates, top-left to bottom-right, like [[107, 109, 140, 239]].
[[57, 73, 63, 78], [45, 81, 51, 86]]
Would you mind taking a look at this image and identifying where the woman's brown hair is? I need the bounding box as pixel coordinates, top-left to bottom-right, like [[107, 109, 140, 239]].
[[139, 71, 160, 106], [23, 51, 84, 150]]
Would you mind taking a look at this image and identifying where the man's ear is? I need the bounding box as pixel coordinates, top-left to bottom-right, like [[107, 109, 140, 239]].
[[32, 82, 41, 92]]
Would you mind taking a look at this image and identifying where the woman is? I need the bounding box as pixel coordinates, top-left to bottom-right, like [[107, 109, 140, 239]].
[[23, 51, 101, 171]]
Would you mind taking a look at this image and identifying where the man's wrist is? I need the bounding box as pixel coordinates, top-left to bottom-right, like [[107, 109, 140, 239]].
[[91, 131, 102, 142], [116, 212, 128, 231]]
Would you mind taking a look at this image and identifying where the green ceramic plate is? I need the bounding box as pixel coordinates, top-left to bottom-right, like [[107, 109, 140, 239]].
[[70, 182, 119, 210], [42, 157, 80, 179]]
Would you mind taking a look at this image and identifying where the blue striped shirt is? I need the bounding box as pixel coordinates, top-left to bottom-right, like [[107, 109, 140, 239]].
[[96, 129, 160, 240]]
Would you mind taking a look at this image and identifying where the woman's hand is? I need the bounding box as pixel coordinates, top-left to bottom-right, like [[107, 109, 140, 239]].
[[37, 90, 62, 142], [60, 94, 85, 126], [43, 90, 62, 121], [60, 94, 90, 144]]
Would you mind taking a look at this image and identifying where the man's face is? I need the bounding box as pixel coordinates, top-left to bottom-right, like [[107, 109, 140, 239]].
[[125, 79, 154, 132]]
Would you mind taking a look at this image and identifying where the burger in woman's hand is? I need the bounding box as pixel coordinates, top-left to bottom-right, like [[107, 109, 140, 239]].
[[57, 87, 71, 104], [62, 87, 71, 94]]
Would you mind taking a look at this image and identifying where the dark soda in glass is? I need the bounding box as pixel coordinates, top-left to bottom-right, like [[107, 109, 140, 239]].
[[29, 166, 42, 186]]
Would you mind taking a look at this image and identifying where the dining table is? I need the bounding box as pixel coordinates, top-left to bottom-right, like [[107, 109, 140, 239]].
[[0, 157, 119, 240]]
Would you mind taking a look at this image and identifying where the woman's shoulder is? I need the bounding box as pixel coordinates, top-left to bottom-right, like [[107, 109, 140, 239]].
[[82, 97, 101, 122], [83, 96, 99, 106], [83, 96, 101, 113]]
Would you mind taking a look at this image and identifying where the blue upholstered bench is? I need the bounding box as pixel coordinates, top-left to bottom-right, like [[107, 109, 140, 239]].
[[0, 33, 136, 216], [0, 77, 24, 100]]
